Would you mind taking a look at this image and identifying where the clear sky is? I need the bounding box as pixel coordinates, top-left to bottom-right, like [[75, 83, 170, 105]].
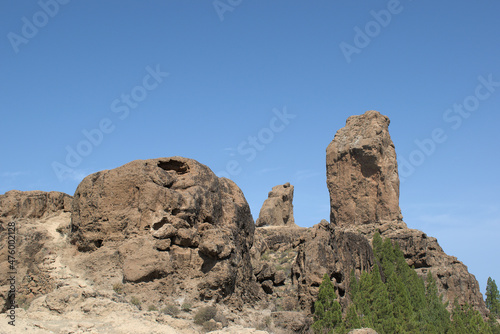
[[1, 1, 499, 295]]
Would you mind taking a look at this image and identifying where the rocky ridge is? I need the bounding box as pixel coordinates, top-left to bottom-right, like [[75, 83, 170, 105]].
[[0, 110, 489, 333]]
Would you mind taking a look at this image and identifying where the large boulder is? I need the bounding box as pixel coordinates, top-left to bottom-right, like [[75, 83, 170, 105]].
[[326, 110, 402, 226], [70, 157, 260, 304], [256, 183, 296, 227]]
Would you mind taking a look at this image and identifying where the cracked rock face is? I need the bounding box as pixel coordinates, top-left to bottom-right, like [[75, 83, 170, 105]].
[[0, 190, 72, 219], [325, 110, 487, 315], [292, 220, 375, 312], [326, 110, 402, 226], [256, 182, 296, 227], [70, 157, 260, 304]]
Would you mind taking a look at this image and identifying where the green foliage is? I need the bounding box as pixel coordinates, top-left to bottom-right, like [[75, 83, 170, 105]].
[[181, 302, 192, 312], [260, 250, 271, 261], [419, 272, 451, 333], [148, 304, 158, 311], [312, 273, 342, 333], [313, 232, 494, 334], [202, 320, 218, 332], [162, 303, 180, 317], [194, 306, 217, 325], [130, 296, 141, 307], [487, 277, 500, 318], [451, 300, 492, 334], [113, 283, 124, 294]]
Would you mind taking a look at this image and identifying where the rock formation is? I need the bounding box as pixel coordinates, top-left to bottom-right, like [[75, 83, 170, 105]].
[[256, 183, 296, 227], [70, 157, 260, 304], [326, 110, 402, 226], [325, 110, 487, 315], [0, 110, 491, 333], [0, 191, 73, 314], [356, 222, 487, 314], [0, 190, 72, 219], [292, 220, 374, 312]]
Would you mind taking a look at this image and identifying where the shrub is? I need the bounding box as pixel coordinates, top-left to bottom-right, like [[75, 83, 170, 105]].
[[256, 316, 272, 331], [260, 251, 271, 261], [181, 302, 192, 312], [130, 296, 141, 307], [202, 320, 218, 332], [194, 306, 217, 325], [148, 304, 158, 311], [17, 295, 30, 310], [214, 312, 228, 327], [162, 303, 180, 317], [281, 296, 297, 311], [113, 283, 124, 294]]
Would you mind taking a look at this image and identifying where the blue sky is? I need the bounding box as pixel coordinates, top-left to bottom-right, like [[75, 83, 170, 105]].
[[1, 1, 499, 295]]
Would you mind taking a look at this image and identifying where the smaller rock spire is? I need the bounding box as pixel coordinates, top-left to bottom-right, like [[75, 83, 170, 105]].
[[256, 182, 296, 227]]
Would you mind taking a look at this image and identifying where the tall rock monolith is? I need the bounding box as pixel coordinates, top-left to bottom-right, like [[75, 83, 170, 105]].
[[326, 110, 402, 226]]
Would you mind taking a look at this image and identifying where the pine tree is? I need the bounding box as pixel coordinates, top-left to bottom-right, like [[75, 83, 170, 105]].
[[486, 277, 500, 318], [344, 304, 361, 330], [421, 271, 450, 333], [367, 264, 395, 333], [312, 273, 342, 334], [451, 300, 492, 334]]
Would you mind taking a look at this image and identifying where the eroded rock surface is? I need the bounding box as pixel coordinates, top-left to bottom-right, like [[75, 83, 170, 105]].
[[326, 110, 402, 226], [0, 190, 72, 219], [355, 222, 487, 314], [292, 221, 374, 312], [0, 191, 73, 314], [256, 183, 296, 227], [326, 110, 487, 315], [70, 157, 260, 305]]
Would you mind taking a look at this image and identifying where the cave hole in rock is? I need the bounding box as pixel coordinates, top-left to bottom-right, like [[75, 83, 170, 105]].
[[338, 287, 346, 298], [158, 160, 190, 174], [204, 216, 214, 224], [351, 149, 379, 178], [200, 253, 218, 274], [331, 272, 343, 284], [94, 239, 103, 248], [132, 270, 165, 283], [171, 208, 181, 216], [152, 218, 168, 231]]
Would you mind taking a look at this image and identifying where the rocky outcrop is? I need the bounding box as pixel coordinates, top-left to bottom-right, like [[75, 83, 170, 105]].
[[292, 220, 374, 312], [355, 221, 487, 314], [0, 190, 72, 219], [251, 225, 305, 300], [256, 183, 296, 227], [326, 110, 402, 226], [70, 157, 261, 304], [0, 191, 72, 314], [326, 110, 487, 315]]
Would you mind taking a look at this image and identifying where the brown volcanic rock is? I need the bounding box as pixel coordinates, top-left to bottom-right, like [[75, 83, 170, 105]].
[[70, 157, 260, 304], [256, 183, 296, 227], [292, 220, 374, 312], [356, 222, 487, 314], [0, 191, 72, 313], [326, 110, 487, 315], [326, 110, 402, 226], [0, 190, 72, 219], [0, 190, 72, 313]]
